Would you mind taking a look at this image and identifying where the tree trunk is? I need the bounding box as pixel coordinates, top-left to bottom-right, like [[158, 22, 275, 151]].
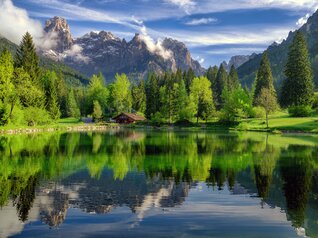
[[266, 111, 269, 129]]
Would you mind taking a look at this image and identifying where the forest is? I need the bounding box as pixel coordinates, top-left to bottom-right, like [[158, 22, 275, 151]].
[[0, 31, 317, 128]]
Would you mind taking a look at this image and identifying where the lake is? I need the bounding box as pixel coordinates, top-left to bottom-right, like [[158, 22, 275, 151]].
[[0, 129, 317, 238]]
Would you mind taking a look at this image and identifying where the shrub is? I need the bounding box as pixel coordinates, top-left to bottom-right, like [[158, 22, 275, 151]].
[[9, 105, 25, 126], [288, 105, 314, 117], [250, 106, 266, 118], [151, 112, 164, 126], [23, 107, 52, 126]]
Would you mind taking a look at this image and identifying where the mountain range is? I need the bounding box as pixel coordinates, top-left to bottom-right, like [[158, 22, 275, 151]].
[[42, 16, 204, 80], [237, 9, 318, 89]]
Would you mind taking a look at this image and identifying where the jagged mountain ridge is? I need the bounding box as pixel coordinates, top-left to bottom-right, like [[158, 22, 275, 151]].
[[43, 16, 204, 81], [237, 10, 318, 89], [222, 54, 257, 72]]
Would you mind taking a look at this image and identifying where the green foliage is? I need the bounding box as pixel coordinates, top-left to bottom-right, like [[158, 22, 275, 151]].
[[288, 105, 314, 117], [146, 73, 160, 119], [220, 87, 253, 123], [190, 76, 215, 123], [42, 71, 61, 120], [15, 32, 40, 83], [86, 74, 108, 114], [228, 65, 240, 91], [132, 80, 146, 114], [250, 107, 266, 119], [92, 100, 103, 122], [0, 49, 14, 125], [215, 64, 228, 109], [66, 89, 81, 118], [281, 31, 315, 107], [109, 73, 132, 115], [13, 68, 45, 108], [23, 107, 52, 126], [151, 111, 164, 126], [253, 52, 276, 105], [255, 88, 279, 128]]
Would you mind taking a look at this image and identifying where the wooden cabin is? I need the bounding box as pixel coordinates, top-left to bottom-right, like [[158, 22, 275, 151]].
[[113, 113, 146, 124]]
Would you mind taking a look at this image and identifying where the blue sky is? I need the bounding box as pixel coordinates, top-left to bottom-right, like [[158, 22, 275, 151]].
[[8, 0, 318, 67]]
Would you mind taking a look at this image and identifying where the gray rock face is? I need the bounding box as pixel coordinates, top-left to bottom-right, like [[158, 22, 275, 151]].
[[222, 54, 257, 72], [44, 16, 74, 53], [43, 17, 204, 81]]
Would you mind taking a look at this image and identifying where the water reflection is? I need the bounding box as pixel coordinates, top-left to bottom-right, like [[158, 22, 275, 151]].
[[0, 130, 317, 237]]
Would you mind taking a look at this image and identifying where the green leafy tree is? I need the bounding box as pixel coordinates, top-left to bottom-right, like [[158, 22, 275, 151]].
[[15, 32, 40, 83], [66, 89, 80, 118], [281, 31, 315, 107], [190, 76, 215, 123], [228, 65, 240, 91], [253, 52, 276, 105], [110, 73, 132, 114], [255, 88, 278, 128], [215, 64, 228, 109], [220, 88, 253, 123], [132, 80, 146, 114], [86, 74, 108, 114], [0, 49, 15, 125], [92, 100, 103, 122]]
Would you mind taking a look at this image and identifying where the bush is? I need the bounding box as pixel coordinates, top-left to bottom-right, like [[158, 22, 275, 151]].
[[250, 106, 266, 118], [288, 105, 314, 117], [24, 107, 52, 126], [9, 105, 25, 126], [313, 93, 318, 109], [151, 112, 164, 126]]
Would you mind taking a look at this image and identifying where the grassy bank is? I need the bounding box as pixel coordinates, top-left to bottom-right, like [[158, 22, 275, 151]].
[[235, 114, 318, 133], [1, 113, 317, 135]]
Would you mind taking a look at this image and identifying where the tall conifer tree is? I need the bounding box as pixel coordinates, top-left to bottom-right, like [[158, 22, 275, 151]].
[[15, 32, 40, 83], [281, 31, 314, 107], [253, 52, 275, 105]]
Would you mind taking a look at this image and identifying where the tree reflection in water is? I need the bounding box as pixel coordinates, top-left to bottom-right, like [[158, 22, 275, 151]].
[[0, 130, 317, 236]]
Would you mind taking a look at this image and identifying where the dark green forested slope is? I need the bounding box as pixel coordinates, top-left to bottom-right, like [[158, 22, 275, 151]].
[[237, 10, 318, 91], [0, 36, 88, 87]]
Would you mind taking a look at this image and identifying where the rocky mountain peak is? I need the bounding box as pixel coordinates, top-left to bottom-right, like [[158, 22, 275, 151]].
[[44, 16, 73, 52]]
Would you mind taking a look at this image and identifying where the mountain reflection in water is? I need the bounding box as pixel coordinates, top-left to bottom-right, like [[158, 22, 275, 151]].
[[0, 130, 317, 238]]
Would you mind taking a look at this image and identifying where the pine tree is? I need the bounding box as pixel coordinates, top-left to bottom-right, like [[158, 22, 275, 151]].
[[15, 32, 40, 83], [214, 64, 228, 109], [184, 68, 195, 94], [206, 66, 218, 86], [66, 89, 80, 118], [253, 52, 275, 105], [145, 73, 160, 119], [281, 31, 315, 107], [45, 72, 61, 120], [228, 65, 240, 91]]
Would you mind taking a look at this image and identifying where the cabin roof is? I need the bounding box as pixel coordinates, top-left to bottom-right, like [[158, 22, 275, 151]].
[[113, 112, 146, 121]]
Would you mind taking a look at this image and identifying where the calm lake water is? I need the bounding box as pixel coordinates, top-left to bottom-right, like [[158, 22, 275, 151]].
[[0, 129, 318, 238]]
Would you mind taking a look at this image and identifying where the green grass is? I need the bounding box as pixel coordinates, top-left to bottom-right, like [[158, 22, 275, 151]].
[[237, 113, 318, 133]]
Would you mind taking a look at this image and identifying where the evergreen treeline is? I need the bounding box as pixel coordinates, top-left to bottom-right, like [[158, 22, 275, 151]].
[[0, 31, 316, 127]]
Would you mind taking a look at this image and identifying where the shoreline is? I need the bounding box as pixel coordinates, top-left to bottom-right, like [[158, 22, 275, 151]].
[[1, 123, 317, 135]]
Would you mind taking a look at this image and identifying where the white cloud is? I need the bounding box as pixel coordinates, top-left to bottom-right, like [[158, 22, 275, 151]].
[[138, 25, 173, 60], [164, 0, 196, 14], [64, 44, 90, 63], [0, 0, 56, 49], [194, 56, 205, 64], [185, 17, 217, 26]]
